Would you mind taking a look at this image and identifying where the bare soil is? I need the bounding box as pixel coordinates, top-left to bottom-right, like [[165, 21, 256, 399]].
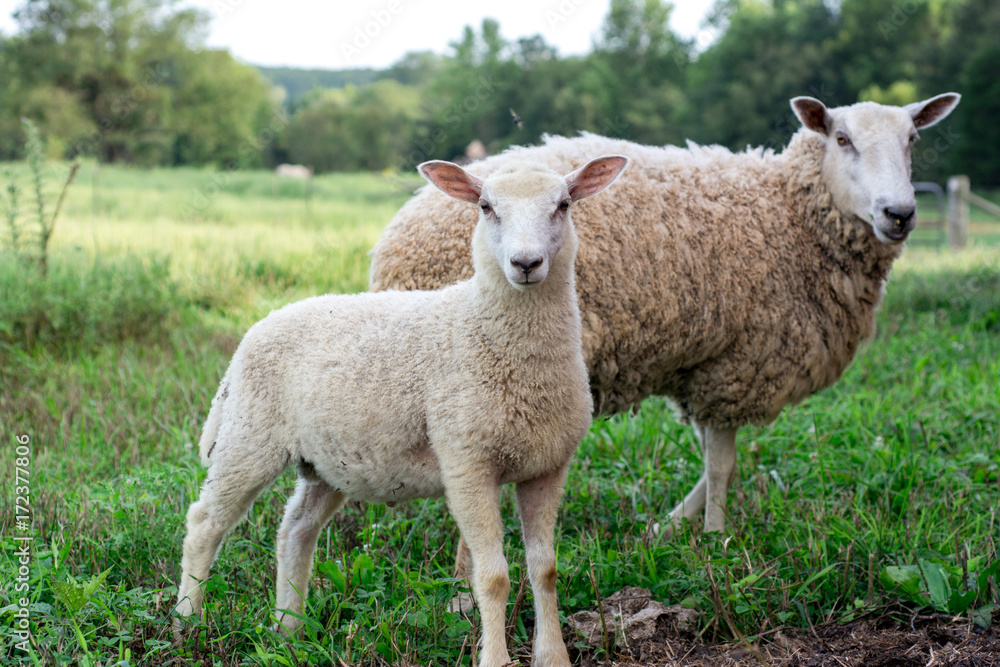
[[573, 611, 1000, 666]]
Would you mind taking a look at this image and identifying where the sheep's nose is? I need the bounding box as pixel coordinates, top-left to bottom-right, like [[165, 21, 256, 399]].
[[884, 205, 915, 229], [511, 257, 543, 275]]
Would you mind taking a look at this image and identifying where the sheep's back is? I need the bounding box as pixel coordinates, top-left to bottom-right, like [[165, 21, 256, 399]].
[[370, 134, 880, 428]]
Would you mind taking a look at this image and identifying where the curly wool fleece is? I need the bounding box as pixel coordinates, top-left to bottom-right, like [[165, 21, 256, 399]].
[[370, 131, 901, 429]]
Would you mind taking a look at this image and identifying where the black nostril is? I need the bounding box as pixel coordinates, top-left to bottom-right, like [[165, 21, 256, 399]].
[[883, 206, 915, 225], [511, 257, 543, 274]]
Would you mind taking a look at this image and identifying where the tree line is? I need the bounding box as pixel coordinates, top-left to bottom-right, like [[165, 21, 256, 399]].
[[2, 0, 998, 185]]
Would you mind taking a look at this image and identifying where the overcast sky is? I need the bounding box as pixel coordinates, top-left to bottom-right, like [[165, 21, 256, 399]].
[[0, 0, 716, 70]]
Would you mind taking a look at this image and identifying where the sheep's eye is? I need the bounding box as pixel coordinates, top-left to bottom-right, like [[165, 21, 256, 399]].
[[909, 133, 919, 144], [480, 202, 491, 213], [558, 200, 570, 212], [836, 132, 851, 148]]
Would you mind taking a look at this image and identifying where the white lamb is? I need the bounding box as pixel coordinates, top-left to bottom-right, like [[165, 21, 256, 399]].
[[172, 155, 629, 667], [369, 93, 961, 541]]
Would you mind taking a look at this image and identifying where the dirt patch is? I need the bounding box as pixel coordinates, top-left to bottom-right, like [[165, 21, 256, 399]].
[[566, 590, 1000, 666]]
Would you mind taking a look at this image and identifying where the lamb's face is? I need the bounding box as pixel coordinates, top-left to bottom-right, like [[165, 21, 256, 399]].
[[418, 156, 629, 290], [477, 169, 573, 290], [791, 93, 960, 245]]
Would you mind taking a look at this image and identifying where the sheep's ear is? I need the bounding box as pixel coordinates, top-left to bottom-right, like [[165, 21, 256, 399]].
[[418, 160, 483, 204], [791, 97, 831, 136], [905, 93, 961, 129], [566, 155, 629, 202]]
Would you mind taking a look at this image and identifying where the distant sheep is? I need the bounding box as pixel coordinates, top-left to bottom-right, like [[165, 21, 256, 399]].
[[173, 155, 629, 667], [275, 163, 312, 179], [369, 93, 961, 538]]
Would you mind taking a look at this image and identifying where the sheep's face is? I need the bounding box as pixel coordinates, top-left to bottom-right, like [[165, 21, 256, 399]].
[[419, 156, 628, 290], [792, 93, 960, 245]]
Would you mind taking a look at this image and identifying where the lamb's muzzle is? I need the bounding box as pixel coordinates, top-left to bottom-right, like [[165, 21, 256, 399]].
[[512, 256, 544, 280]]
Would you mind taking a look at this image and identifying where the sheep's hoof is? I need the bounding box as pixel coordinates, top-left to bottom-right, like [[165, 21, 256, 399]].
[[448, 591, 476, 615]]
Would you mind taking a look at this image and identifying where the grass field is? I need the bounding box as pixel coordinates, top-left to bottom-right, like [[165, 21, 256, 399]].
[[1, 163, 998, 666]]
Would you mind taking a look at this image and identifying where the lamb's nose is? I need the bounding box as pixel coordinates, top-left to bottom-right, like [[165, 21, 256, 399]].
[[884, 206, 915, 228], [511, 257, 543, 275]]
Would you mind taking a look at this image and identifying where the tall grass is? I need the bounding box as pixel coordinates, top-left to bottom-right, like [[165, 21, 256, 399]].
[[0, 166, 997, 665]]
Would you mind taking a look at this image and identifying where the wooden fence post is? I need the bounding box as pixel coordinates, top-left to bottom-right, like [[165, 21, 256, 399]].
[[947, 175, 969, 250]]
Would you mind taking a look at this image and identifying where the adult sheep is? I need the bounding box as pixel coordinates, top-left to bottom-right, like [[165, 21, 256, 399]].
[[173, 155, 629, 667], [369, 93, 961, 538]]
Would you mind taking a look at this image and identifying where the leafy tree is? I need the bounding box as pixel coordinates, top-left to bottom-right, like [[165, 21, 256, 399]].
[[283, 81, 423, 172], [951, 45, 1000, 186], [684, 0, 838, 150], [588, 0, 691, 144], [1, 0, 277, 166]]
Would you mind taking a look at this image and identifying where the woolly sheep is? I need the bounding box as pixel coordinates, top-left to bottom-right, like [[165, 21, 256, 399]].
[[172, 155, 629, 667], [369, 93, 961, 542]]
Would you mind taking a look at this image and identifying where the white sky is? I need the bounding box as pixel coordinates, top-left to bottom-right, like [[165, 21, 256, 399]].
[[0, 0, 716, 70]]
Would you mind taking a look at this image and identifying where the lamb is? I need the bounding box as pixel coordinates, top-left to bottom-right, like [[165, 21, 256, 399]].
[[172, 154, 629, 667], [369, 93, 961, 541]]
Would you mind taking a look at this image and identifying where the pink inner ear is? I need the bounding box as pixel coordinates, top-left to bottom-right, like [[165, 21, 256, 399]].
[[567, 157, 628, 201], [420, 162, 482, 203]]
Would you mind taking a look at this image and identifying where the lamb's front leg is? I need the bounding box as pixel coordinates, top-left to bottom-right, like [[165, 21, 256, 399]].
[[516, 466, 571, 667], [445, 472, 511, 667]]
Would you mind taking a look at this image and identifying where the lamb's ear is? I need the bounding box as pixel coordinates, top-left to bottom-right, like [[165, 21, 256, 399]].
[[905, 93, 961, 129], [418, 160, 483, 204], [791, 97, 831, 135], [566, 155, 629, 202]]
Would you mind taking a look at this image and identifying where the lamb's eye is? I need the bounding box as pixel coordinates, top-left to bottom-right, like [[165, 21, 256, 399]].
[[558, 200, 570, 212], [480, 202, 491, 213], [836, 133, 851, 148], [909, 133, 919, 144]]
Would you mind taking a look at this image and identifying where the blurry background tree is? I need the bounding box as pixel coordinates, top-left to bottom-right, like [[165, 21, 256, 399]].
[[1, 0, 997, 184]]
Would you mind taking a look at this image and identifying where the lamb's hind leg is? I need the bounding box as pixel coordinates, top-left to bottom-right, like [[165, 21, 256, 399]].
[[516, 466, 571, 667], [174, 448, 286, 639], [273, 474, 345, 635]]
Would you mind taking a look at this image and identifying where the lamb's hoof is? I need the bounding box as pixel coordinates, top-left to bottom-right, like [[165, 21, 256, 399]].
[[448, 591, 475, 614], [171, 618, 188, 645]]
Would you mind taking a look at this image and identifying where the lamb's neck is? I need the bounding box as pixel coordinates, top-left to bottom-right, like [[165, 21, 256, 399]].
[[467, 269, 582, 353], [783, 131, 902, 287]]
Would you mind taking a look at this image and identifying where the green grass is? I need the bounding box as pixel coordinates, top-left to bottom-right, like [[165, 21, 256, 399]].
[[1, 165, 998, 665]]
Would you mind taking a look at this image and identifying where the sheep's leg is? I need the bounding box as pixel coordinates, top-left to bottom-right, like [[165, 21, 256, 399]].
[[445, 476, 511, 667], [516, 466, 571, 667], [273, 477, 345, 635], [664, 424, 737, 536], [663, 424, 710, 538], [173, 455, 284, 639], [702, 426, 737, 533]]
